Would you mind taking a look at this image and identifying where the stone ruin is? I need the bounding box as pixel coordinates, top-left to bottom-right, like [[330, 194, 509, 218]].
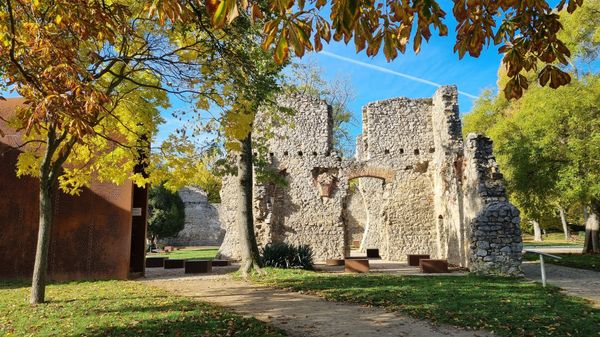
[[159, 186, 224, 247], [218, 86, 523, 276]]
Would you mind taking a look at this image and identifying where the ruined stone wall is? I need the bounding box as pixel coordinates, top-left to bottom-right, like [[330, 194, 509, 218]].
[[356, 177, 387, 254], [430, 86, 466, 265], [217, 87, 523, 275], [463, 134, 523, 275], [218, 94, 349, 261], [159, 187, 224, 247], [343, 188, 367, 247], [357, 97, 438, 260]]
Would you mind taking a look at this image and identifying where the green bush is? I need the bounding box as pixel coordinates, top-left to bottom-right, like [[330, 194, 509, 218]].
[[261, 242, 314, 270], [147, 183, 185, 246]]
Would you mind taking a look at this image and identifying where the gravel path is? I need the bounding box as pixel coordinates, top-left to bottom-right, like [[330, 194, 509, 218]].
[[522, 261, 600, 307], [142, 270, 494, 337]]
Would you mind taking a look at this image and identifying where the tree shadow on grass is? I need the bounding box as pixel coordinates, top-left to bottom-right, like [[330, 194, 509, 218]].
[[66, 314, 286, 337], [261, 271, 600, 337], [0, 280, 30, 290]]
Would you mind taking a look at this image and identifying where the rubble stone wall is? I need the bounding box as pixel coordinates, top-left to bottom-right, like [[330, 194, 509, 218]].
[[216, 86, 523, 275], [463, 134, 523, 275], [343, 188, 367, 247]]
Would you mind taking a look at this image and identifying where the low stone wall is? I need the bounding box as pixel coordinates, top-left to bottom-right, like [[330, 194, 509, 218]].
[[469, 202, 523, 275]]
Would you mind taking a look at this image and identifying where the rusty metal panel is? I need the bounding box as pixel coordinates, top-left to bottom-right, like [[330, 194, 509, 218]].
[[0, 98, 137, 281]]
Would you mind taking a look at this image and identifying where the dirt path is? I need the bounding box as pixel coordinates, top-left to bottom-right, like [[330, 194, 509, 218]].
[[142, 272, 494, 337], [522, 261, 600, 307]]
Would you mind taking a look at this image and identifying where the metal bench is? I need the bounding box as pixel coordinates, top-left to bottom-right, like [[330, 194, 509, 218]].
[[211, 259, 231, 267], [325, 259, 345, 266], [185, 259, 212, 274], [163, 259, 185, 269], [345, 259, 369, 273], [407, 254, 430, 266], [419, 259, 449, 273], [145, 256, 167, 268]]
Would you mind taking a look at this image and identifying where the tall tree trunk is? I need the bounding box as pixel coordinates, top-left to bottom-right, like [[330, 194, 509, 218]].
[[237, 133, 262, 277], [559, 207, 570, 241], [30, 170, 54, 304], [30, 127, 74, 304], [583, 199, 600, 254], [30, 129, 60, 304], [532, 220, 543, 242]]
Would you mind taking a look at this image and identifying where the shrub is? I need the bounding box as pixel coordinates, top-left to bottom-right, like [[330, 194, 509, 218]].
[[147, 183, 185, 246], [261, 242, 314, 270]]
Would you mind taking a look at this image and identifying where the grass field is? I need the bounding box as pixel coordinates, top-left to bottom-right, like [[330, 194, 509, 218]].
[[522, 232, 584, 247], [147, 248, 219, 260], [0, 280, 284, 337], [251, 268, 599, 337], [523, 252, 600, 272]]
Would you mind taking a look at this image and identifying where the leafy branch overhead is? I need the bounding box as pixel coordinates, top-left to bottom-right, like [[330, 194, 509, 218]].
[[150, 0, 582, 100]]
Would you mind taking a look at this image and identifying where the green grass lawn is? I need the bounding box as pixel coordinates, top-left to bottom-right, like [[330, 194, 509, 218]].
[[0, 280, 284, 337], [251, 268, 599, 337], [524, 252, 600, 272], [147, 248, 219, 260], [522, 232, 584, 247]]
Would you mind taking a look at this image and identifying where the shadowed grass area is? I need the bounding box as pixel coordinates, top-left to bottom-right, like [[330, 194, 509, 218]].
[[524, 252, 600, 272], [251, 268, 599, 337], [0, 280, 285, 337], [148, 248, 219, 260]]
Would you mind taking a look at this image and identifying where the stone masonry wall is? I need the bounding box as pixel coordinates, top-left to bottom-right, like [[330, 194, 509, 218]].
[[431, 86, 467, 265], [217, 87, 523, 275], [343, 188, 367, 247], [218, 94, 349, 261], [357, 97, 438, 260], [160, 186, 224, 247], [463, 134, 523, 276]]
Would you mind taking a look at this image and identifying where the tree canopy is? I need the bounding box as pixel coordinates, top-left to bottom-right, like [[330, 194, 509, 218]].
[[463, 0, 600, 237], [152, 0, 584, 99]]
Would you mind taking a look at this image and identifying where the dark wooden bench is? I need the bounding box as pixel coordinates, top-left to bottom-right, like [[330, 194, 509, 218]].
[[344, 259, 369, 273], [407, 254, 430, 266], [325, 259, 345, 266], [145, 256, 166, 268], [419, 259, 449, 273], [366, 249, 380, 258], [211, 259, 231, 267], [185, 260, 212, 274], [164, 259, 185, 269]]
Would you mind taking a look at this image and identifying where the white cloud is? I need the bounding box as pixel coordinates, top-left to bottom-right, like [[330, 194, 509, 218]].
[[321, 51, 478, 100]]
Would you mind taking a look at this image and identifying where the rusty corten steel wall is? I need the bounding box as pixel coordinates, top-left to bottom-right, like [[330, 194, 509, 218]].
[[0, 141, 134, 281]]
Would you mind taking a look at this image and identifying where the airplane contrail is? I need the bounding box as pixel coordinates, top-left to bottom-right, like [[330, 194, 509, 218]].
[[321, 51, 478, 100]]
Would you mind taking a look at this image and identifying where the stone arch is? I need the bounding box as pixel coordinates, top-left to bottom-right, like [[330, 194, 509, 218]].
[[344, 165, 396, 184]]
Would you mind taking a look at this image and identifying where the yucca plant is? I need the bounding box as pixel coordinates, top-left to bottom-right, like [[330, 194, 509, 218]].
[[261, 242, 314, 270]]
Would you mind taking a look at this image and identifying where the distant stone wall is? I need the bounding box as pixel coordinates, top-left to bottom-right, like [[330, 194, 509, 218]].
[[217, 87, 523, 275], [160, 186, 224, 247]]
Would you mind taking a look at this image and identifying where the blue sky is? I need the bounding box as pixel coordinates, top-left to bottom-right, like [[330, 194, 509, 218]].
[[159, 14, 505, 146]]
